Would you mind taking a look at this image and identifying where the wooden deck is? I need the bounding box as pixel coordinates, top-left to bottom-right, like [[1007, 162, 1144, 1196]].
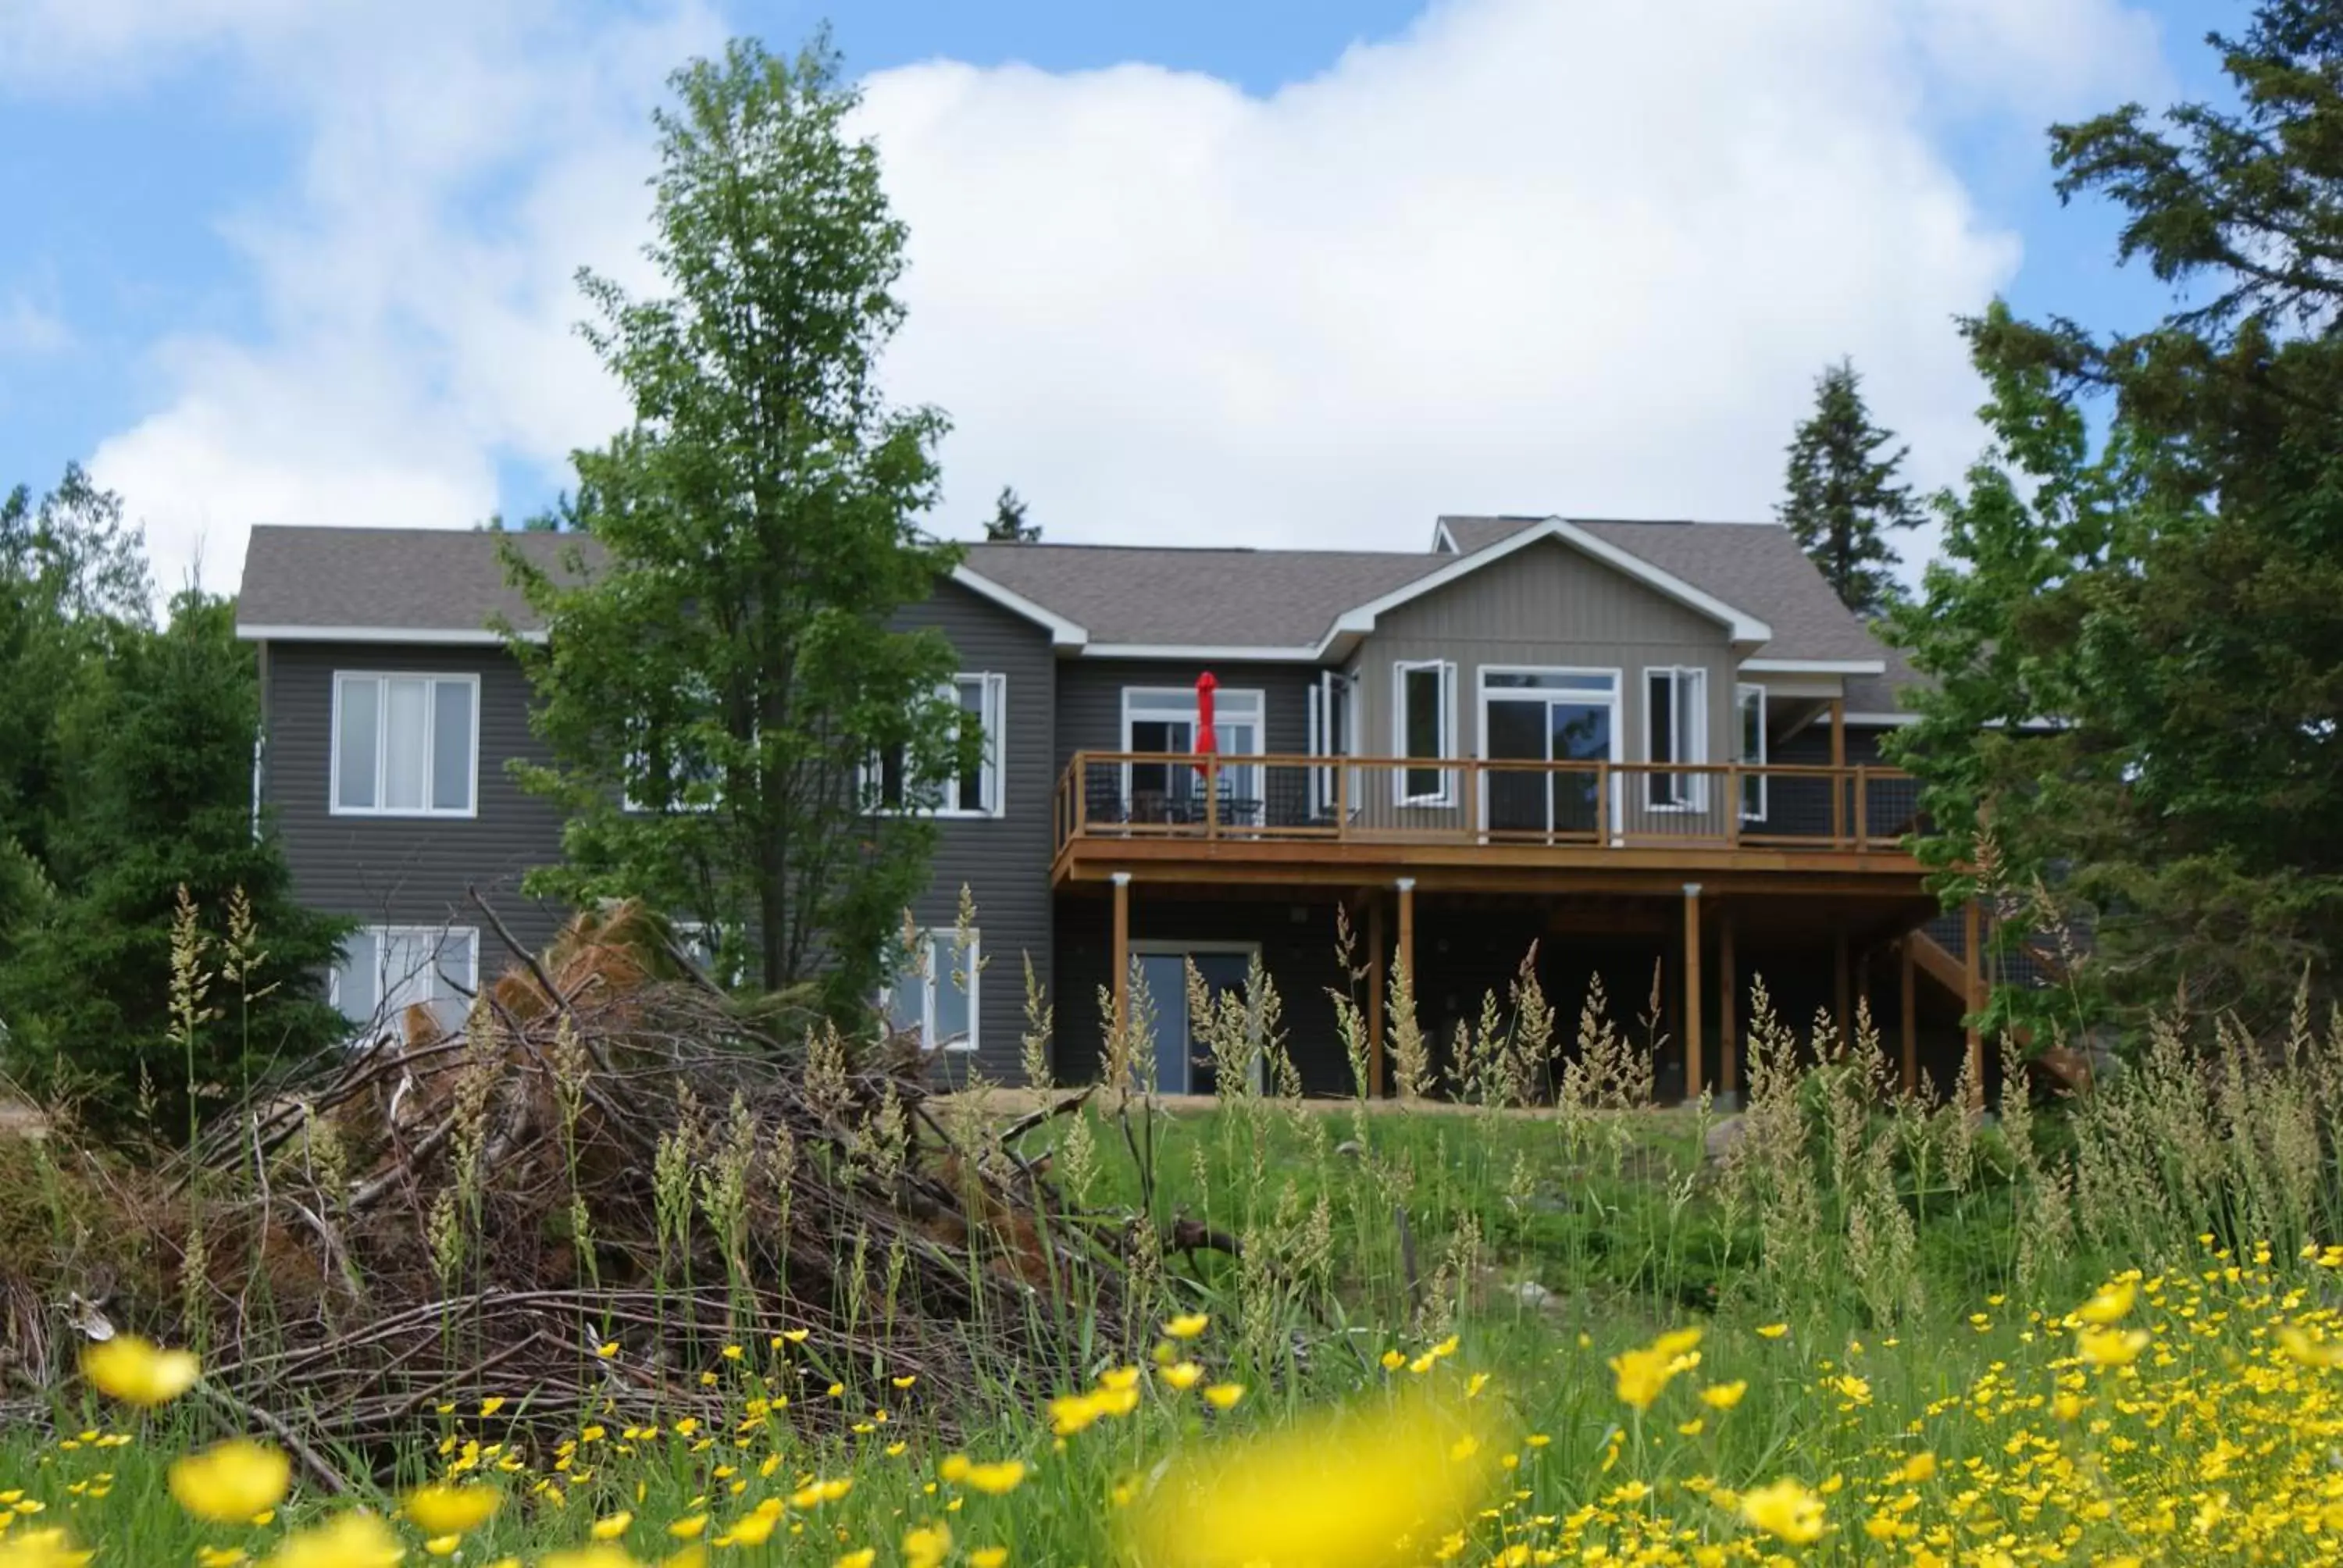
[[1053, 751, 1926, 892]]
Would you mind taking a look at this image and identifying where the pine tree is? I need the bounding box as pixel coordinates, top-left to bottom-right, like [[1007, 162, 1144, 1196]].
[[1778, 358, 1920, 618], [985, 485, 1040, 543]]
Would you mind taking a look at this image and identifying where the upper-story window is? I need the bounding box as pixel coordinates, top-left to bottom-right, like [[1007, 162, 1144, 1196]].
[[1645, 666, 1709, 811], [1735, 683, 1767, 821], [332, 672, 478, 817], [1393, 660, 1457, 807], [870, 673, 1006, 818]]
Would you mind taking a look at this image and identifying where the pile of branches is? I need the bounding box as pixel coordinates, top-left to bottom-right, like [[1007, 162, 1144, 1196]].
[[5, 896, 1126, 1481]]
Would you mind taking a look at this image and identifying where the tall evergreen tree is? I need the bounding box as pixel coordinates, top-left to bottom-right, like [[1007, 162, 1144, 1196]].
[[1778, 358, 1920, 618], [508, 34, 968, 1020], [1892, 1, 2343, 1028], [0, 469, 347, 1129], [985, 486, 1040, 543]]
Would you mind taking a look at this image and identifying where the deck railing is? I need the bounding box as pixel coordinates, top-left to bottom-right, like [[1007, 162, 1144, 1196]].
[[1054, 752, 1920, 858]]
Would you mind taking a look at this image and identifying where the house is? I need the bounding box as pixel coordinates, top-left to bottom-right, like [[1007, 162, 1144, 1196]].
[[234, 515, 1985, 1102]]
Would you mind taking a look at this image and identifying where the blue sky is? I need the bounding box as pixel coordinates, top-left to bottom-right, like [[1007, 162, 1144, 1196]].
[[0, 0, 2241, 596]]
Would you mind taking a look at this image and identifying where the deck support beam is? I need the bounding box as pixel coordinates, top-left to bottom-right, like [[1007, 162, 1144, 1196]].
[[1368, 893, 1387, 1099], [1111, 872, 1132, 1060], [1899, 935, 1918, 1096], [1963, 900, 1985, 1112], [1395, 876, 1417, 1007], [1681, 882, 1703, 1102], [1834, 929, 1852, 1056], [1718, 905, 1737, 1105], [1828, 699, 1848, 844]]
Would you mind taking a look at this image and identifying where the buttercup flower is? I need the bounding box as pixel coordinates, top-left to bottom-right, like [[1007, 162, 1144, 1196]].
[[169, 1440, 291, 1524], [81, 1336, 200, 1407], [1739, 1477, 1826, 1545], [404, 1483, 501, 1536]]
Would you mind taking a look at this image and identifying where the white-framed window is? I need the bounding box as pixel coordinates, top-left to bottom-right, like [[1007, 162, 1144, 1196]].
[[880, 928, 979, 1053], [869, 673, 1007, 818], [1307, 669, 1357, 817], [1735, 683, 1767, 821], [1393, 660, 1458, 807], [330, 925, 479, 1035], [672, 920, 743, 987], [1120, 686, 1266, 813], [331, 672, 479, 817], [623, 726, 723, 814], [1643, 667, 1710, 811]]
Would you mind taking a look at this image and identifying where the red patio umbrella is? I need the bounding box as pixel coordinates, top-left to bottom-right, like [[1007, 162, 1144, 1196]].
[[1194, 671, 1218, 783]]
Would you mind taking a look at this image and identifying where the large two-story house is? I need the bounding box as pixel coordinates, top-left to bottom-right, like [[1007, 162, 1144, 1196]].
[[235, 515, 1986, 1103]]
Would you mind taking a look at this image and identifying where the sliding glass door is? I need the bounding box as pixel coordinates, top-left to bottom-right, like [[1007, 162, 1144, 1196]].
[[1478, 669, 1620, 836]]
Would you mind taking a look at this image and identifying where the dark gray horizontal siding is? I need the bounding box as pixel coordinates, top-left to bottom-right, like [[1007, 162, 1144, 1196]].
[[262, 641, 572, 960], [890, 580, 1056, 1082]]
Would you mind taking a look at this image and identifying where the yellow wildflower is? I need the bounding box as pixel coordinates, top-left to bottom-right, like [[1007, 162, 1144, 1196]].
[[964, 1461, 1027, 1496], [2075, 1279, 2137, 1324], [169, 1439, 291, 1524], [835, 1552, 876, 1568], [1202, 1383, 1246, 1411], [80, 1336, 200, 1407], [2077, 1327, 2150, 1367], [262, 1510, 406, 1568], [668, 1514, 708, 1539], [541, 1550, 638, 1568], [405, 1484, 501, 1536], [0, 1529, 92, 1568], [1756, 1323, 1788, 1339], [1161, 1362, 1205, 1392], [590, 1509, 635, 1539], [972, 1549, 1009, 1568], [904, 1523, 953, 1568], [1120, 1392, 1500, 1568], [1739, 1477, 1826, 1545], [1164, 1313, 1210, 1339], [1699, 1381, 1747, 1410], [1897, 1452, 1938, 1484]]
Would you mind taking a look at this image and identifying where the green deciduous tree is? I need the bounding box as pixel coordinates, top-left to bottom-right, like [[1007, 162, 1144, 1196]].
[[508, 34, 966, 1021], [1892, 2, 2343, 1029], [1778, 358, 1920, 619]]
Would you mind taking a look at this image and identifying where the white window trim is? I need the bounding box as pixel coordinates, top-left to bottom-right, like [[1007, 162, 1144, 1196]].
[[1735, 683, 1768, 822], [865, 672, 1009, 819], [1307, 669, 1359, 818], [330, 925, 480, 1030], [1118, 684, 1268, 808], [329, 671, 481, 818], [1642, 666, 1710, 814], [1392, 659, 1459, 807], [1473, 665, 1624, 836], [940, 672, 1007, 818], [880, 928, 981, 1054]]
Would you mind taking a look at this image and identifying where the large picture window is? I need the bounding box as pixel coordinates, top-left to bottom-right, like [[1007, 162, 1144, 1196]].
[[331, 925, 478, 1034], [1644, 667, 1709, 810], [332, 673, 477, 816], [881, 928, 979, 1053], [1393, 660, 1457, 807]]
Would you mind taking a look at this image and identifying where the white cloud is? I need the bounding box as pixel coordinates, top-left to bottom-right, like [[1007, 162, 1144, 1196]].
[[52, 0, 722, 595], [22, 0, 2169, 598], [0, 295, 70, 357], [858, 0, 2166, 564]]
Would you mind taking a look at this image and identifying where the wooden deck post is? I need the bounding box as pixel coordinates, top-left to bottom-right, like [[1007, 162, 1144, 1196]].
[[1368, 893, 1387, 1099], [1832, 928, 1852, 1057], [1899, 936, 1918, 1096], [1828, 698, 1848, 845], [1111, 871, 1132, 1052], [1717, 906, 1738, 1104], [1396, 877, 1417, 1003], [1963, 900, 1985, 1113], [1681, 882, 1703, 1101]]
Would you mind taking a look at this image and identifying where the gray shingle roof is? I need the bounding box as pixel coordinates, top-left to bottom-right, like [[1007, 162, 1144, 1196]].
[[237, 526, 604, 635], [236, 518, 1918, 697], [959, 542, 1436, 647]]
